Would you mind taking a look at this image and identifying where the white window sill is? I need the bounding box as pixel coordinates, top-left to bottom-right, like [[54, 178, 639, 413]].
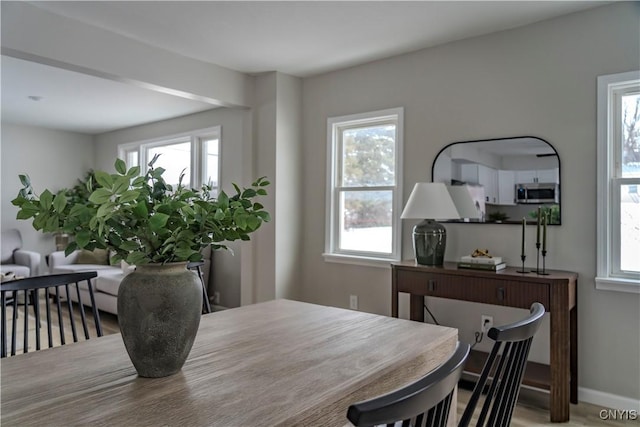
[[323, 253, 395, 269], [595, 276, 640, 294]]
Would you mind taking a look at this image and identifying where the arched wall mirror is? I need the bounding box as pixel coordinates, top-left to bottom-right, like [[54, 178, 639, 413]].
[[432, 136, 561, 225]]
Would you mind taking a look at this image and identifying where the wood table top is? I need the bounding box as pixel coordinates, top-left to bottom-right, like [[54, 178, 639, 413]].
[[1, 299, 457, 426]]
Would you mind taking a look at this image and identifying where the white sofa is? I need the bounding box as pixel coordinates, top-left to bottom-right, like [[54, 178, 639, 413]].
[[49, 248, 212, 315], [1, 229, 41, 278]]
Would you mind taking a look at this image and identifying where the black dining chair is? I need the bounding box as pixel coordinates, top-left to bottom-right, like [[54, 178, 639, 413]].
[[458, 302, 546, 427], [347, 342, 470, 427], [187, 260, 212, 314], [1, 271, 103, 358]]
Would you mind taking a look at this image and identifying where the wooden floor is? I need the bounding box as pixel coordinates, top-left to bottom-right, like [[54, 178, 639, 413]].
[[6, 304, 635, 426]]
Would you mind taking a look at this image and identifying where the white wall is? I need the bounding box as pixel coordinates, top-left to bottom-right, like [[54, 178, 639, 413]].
[[93, 108, 252, 308], [251, 72, 303, 303], [300, 2, 640, 402], [0, 123, 94, 271]]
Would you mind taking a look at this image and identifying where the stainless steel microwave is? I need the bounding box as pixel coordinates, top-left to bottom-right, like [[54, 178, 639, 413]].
[[515, 183, 559, 204]]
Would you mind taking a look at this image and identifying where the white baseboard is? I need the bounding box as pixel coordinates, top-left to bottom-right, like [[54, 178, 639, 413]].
[[579, 387, 640, 411]]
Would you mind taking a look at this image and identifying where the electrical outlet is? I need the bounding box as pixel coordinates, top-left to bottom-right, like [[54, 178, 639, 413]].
[[481, 315, 493, 333], [349, 295, 358, 310], [213, 291, 221, 305]]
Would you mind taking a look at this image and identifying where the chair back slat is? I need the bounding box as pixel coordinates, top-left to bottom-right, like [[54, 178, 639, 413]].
[[64, 284, 79, 342], [458, 302, 545, 427], [347, 342, 470, 427], [187, 261, 212, 314], [73, 280, 91, 339], [0, 272, 102, 358], [33, 289, 41, 351], [55, 286, 66, 345], [45, 288, 54, 349]]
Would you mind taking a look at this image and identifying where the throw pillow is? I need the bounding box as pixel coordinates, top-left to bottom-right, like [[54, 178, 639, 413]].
[[76, 249, 109, 265]]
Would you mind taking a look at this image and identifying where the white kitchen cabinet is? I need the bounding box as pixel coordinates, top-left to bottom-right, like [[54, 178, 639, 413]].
[[497, 170, 516, 205], [515, 168, 559, 184], [461, 164, 498, 204], [536, 168, 559, 183]]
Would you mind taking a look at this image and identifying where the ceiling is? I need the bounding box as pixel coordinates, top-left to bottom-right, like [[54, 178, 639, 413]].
[[1, 1, 607, 135]]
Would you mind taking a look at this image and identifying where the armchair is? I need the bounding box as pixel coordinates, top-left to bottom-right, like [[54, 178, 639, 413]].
[[1, 229, 41, 278]]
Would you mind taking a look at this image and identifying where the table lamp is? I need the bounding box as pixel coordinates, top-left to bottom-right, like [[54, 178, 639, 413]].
[[401, 182, 460, 265]]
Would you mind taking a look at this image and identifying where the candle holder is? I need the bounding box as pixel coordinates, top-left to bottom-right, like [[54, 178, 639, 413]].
[[516, 254, 529, 274], [531, 242, 541, 274], [539, 249, 550, 275]]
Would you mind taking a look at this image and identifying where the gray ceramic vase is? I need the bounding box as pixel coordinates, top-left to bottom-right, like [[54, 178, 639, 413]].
[[117, 262, 202, 378]]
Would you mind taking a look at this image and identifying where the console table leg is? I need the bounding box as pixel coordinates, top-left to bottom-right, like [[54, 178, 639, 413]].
[[409, 295, 424, 322], [550, 297, 570, 422], [570, 304, 578, 404]]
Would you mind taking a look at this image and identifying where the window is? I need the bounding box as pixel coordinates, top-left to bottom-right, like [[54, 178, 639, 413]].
[[119, 126, 220, 194], [596, 71, 640, 292], [325, 108, 403, 265]]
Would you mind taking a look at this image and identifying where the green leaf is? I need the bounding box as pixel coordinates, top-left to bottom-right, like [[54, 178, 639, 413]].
[[126, 252, 148, 265], [121, 240, 140, 251], [256, 189, 267, 196], [112, 176, 130, 194], [132, 176, 146, 186], [65, 242, 78, 256], [218, 191, 229, 209], [39, 189, 53, 210], [149, 212, 170, 231], [115, 159, 127, 175], [19, 174, 31, 187], [119, 190, 140, 203], [96, 202, 115, 218], [75, 231, 91, 247], [132, 203, 148, 218], [16, 209, 35, 220], [52, 192, 67, 213], [241, 189, 257, 199], [89, 188, 112, 204], [127, 166, 141, 178], [94, 171, 114, 189], [152, 167, 166, 179]]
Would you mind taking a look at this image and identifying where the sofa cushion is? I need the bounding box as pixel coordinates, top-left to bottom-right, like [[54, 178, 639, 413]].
[[0, 264, 30, 278], [76, 249, 110, 265], [53, 264, 120, 275], [95, 273, 124, 297]]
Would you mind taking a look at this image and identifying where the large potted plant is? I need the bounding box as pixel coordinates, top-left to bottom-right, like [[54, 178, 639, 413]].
[[12, 155, 270, 377]]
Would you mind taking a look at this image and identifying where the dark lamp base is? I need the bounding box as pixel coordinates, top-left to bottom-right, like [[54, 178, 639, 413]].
[[413, 219, 447, 266]]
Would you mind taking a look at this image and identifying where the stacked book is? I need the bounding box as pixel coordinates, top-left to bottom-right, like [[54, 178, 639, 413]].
[[457, 255, 506, 271]]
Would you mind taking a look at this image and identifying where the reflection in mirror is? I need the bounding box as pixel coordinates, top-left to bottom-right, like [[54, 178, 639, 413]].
[[432, 136, 561, 225]]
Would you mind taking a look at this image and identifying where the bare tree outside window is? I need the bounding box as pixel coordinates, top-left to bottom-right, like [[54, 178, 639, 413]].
[[621, 93, 640, 273]]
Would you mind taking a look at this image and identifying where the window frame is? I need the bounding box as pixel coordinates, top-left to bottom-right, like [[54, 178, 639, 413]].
[[596, 70, 640, 293], [118, 126, 221, 194], [324, 108, 404, 267]]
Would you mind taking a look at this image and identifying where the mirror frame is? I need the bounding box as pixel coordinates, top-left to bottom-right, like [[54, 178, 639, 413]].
[[431, 136, 561, 225]]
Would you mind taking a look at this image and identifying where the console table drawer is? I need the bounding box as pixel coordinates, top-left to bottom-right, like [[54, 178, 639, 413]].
[[504, 281, 550, 309], [395, 270, 549, 308]]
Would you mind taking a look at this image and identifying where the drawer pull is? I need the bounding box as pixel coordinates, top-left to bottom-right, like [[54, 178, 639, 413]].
[[497, 287, 505, 301], [428, 280, 435, 292]]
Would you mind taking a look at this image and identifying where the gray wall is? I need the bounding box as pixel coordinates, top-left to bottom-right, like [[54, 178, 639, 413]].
[[300, 3, 640, 402], [1, 123, 94, 272]]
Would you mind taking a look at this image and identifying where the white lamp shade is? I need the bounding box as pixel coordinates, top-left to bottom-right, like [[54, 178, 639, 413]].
[[401, 183, 460, 220], [446, 184, 482, 219]]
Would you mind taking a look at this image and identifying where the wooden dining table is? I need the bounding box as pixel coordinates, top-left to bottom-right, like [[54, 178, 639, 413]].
[[1, 299, 457, 426]]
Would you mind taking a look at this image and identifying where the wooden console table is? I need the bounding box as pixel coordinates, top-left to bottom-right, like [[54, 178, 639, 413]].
[[391, 260, 578, 423]]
